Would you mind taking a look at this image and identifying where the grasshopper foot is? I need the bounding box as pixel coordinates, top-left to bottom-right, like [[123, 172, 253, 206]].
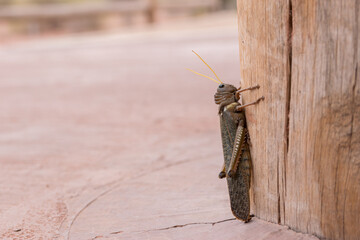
[[218, 171, 226, 179], [244, 215, 254, 223], [244, 218, 251, 223], [256, 96, 265, 103]]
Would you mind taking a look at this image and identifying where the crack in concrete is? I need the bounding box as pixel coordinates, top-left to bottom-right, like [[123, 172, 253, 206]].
[[66, 155, 205, 240], [141, 218, 236, 232], [88, 217, 237, 238]]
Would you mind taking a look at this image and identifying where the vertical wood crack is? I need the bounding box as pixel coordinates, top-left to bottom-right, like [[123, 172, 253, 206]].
[[280, 0, 293, 225], [286, 0, 293, 152]]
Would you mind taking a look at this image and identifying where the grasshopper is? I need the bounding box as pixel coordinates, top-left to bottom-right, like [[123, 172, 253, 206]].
[[188, 51, 264, 223]]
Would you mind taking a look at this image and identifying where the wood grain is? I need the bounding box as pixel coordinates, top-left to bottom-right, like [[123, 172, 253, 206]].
[[237, 0, 290, 224], [287, 1, 360, 239], [237, 0, 360, 239]]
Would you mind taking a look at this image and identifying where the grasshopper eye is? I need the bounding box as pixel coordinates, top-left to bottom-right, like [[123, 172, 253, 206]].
[[219, 84, 225, 88]]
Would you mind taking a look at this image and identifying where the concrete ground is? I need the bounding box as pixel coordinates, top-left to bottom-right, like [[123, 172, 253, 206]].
[[0, 12, 318, 240]]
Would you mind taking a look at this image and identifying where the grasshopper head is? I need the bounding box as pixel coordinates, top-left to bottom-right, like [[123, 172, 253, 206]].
[[214, 83, 239, 114], [214, 83, 238, 105]]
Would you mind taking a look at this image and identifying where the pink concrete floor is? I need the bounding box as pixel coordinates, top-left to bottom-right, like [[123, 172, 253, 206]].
[[0, 12, 318, 240]]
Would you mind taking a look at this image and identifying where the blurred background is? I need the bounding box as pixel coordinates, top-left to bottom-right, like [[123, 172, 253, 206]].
[[0, 0, 244, 239], [0, 0, 236, 41]]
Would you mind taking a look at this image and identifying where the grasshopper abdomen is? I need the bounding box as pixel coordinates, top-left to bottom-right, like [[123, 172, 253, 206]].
[[219, 101, 251, 222]]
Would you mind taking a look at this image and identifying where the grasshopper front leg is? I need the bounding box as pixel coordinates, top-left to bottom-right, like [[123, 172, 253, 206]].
[[235, 96, 264, 111], [235, 84, 260, 99]]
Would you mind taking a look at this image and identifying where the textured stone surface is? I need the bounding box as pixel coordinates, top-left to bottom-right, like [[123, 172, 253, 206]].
[[0, 12, 318, 240]]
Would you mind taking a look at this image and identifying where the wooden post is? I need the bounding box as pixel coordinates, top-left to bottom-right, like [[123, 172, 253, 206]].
[[237, 1, 359, 239]]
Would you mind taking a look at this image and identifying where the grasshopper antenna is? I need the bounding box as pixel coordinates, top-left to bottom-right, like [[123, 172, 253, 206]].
[[186, 68, 220, 84], [192, 50, 223, 83]]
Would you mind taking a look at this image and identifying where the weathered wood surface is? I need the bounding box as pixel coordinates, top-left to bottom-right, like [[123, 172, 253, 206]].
[[237, 0, 290, 225], [237, 1, 360, 239]]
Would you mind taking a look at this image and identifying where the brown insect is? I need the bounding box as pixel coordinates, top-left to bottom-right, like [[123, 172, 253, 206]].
[[188, 51, 264, 222]]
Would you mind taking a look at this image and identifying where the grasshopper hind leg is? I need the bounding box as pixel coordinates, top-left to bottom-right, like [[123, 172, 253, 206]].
[[218, 163, 226, 179]]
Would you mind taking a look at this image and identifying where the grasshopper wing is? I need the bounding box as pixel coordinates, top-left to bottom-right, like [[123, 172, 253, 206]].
[[220, 103, 251, 222]]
